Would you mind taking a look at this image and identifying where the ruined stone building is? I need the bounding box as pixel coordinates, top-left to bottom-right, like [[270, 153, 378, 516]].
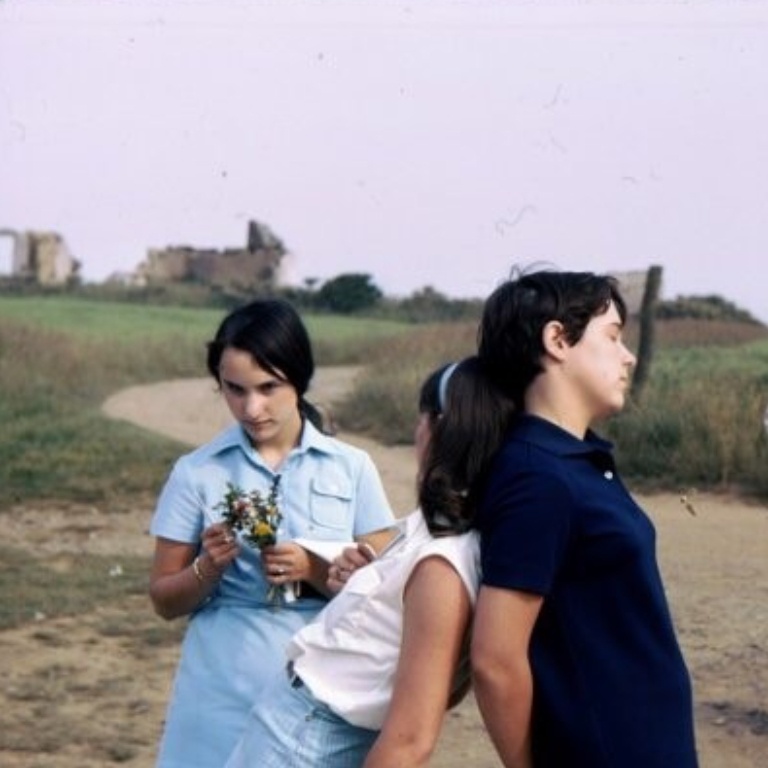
[[135, 220, 288, 292], [0, 228, 80, 285]]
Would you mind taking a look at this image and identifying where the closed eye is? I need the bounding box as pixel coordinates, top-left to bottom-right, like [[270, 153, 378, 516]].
[[258, 381, 283, 396], [222, 380, 246, 396]]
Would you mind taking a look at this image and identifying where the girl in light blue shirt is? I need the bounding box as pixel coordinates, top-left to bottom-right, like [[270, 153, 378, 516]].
[[149, 299, 394, 768]]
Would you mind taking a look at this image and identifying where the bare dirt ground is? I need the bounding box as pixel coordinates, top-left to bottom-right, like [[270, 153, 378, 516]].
[[1, 367, 767, 767]]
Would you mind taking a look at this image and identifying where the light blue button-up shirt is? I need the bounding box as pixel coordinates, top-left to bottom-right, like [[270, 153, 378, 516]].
[[151, 419, 396, 768], [151, 418, 395, 607]]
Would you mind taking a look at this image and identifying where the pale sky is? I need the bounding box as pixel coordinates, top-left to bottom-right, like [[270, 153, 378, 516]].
[[2, 0, 767, 321]]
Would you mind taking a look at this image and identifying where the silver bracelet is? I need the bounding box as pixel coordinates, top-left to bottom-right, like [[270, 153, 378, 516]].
[[192, 556, 206, 583]]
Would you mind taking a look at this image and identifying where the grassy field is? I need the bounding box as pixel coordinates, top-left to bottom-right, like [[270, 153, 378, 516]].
[[1, 296, 766, 768], [0, 295, 411, 345], [0, 296, 413, 508], [0, 298, 768, 696], [2, 295, 767, 510], [339, 316, 768, 498]]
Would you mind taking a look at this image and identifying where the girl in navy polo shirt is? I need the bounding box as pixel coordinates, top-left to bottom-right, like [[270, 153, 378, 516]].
[[471, 269, 698, 767]]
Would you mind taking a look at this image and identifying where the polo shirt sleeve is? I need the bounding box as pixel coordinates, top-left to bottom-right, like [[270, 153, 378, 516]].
[[480, 467, 573, 596], [350, 452, 396, 535], [149, 457, 205, 544]]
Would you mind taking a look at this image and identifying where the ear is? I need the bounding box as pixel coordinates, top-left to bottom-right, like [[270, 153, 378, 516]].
[[542, 320, 569, 362]]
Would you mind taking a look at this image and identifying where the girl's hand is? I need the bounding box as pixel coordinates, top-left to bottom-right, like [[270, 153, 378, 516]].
[[150, 525, 238, 620], [261, 541, 311, 585], [200, 522, 240, 573], [327, 543, 376, 593]]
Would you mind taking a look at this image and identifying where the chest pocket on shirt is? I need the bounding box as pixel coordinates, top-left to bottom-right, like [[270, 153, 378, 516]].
[[309, 476, 353, 530]]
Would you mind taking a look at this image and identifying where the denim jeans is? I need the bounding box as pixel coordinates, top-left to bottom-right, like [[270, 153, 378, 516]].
[[225, 668, 379, 767]]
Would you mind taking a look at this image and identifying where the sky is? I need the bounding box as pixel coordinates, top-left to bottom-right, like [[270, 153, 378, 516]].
[[2, 0, 768, 322]]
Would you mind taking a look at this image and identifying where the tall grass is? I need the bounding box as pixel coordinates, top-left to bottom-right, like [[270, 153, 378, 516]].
[[0, 299, 411, 508], [607, 339, 768, 496], [337, 323, 478, 443], [339, 322, 768, 499], [0, 321, 199, 506], [641, 317, 768, 348], [2, 293, 767, 505]]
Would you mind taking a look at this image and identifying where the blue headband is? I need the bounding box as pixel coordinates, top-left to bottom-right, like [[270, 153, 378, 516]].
[[437, 362, 459, 413]]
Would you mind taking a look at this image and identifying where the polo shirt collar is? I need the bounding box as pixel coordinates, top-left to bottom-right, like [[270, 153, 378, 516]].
[[512, 414, 613, 457]]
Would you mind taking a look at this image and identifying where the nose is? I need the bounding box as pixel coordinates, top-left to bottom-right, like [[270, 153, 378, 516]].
[[623, 343, 637, 368], [243, 391, 266, 419]]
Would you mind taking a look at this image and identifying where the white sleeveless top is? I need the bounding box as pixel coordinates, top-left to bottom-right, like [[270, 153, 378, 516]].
[[286, 510, 480, 729]]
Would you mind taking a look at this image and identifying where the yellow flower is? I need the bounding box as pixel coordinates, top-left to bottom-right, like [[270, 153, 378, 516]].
[[253, 521, 273, 538]]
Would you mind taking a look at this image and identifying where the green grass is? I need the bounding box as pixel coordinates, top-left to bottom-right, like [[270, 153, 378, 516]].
[[0, 547, 150, 629], [0, 296, 418, 643], [0, 295, 222, 341], [0, 297, 412, 508], [0, 317, 198, 506], [337, 322, 478, 442], [2, 295, 767, 510], [1, 296, 768, 648], [606, 338, 768, 496], [0, 295, 411, 348], [340, 321, 768, 499]]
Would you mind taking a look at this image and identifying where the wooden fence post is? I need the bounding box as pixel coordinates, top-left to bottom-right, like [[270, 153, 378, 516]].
[[630, 264, 663, 403]]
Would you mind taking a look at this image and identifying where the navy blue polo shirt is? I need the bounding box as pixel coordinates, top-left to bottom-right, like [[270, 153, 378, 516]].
[[478, 415, 698, 767]]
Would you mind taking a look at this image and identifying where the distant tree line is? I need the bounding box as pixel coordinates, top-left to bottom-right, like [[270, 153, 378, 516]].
[[656, 294, 762, 325], [0, 271, 760, 327], [278, 273, 483, 322]]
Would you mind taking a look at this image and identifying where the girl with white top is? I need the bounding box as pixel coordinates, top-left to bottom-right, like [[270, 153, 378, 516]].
[[225, 356, 516, 767]]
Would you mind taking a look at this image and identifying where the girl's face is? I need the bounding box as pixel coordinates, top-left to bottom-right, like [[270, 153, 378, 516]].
[[218, 347, 303, 450], [564, 301, 636, 421]]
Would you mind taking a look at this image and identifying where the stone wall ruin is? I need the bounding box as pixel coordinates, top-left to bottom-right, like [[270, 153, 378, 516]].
[[0, 228, 80, 285], [135, 220, 287, 292]]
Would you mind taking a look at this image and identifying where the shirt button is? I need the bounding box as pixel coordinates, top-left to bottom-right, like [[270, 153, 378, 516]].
[[604, 470, 614, 480]]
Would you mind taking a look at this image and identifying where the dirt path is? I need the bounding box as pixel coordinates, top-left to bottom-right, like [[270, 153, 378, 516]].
[[101, 367, 418, 513], [1, 370, 766, 767]]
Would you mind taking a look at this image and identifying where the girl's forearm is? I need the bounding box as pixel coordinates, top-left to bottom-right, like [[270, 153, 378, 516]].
[[149, 553, 220, 619], [473, 663, 533, 768]]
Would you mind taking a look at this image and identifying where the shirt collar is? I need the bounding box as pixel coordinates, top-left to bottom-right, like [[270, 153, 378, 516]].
[[206, 418, 343, 460], [376, 510, 431, 559], [404, 509, 431, 540], [512, 413, 613, 457], [295, 419, 341, 456]]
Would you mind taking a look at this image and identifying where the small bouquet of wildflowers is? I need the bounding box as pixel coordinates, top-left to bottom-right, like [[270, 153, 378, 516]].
[[216, 476, 295, 605]]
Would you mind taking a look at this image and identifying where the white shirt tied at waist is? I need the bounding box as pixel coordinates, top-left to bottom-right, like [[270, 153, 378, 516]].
[[286, 509, 480, 730]]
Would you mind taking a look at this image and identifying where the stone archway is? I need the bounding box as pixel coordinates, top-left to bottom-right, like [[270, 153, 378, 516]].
[[0, 228, 27, 277]]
